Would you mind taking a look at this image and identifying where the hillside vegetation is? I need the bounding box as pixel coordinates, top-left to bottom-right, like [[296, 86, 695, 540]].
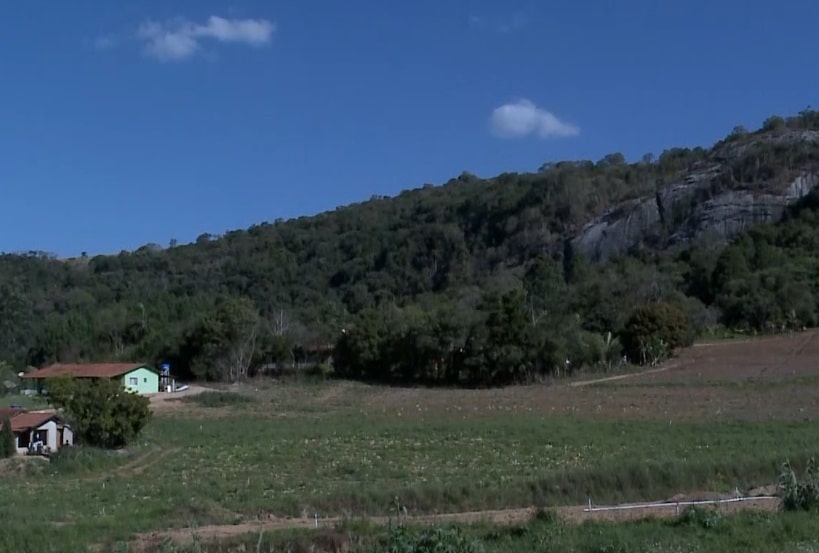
[[3, 111, 819, 385]]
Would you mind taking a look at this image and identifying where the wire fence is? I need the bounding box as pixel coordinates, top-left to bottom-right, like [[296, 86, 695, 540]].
[[583, 493, 780, 514]]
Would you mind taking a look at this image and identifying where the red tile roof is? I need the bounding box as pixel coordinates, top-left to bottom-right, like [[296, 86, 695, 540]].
[[21, 363, 155, 380], [0, 410, 62, 433], [7, 411, 60, 432]]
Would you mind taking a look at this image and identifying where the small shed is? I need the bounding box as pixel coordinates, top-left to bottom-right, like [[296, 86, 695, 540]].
[[21, 363, 160, 395], [0, 409, 73, 455]]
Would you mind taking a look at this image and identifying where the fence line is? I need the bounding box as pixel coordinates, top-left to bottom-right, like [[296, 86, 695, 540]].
[[583, 495, 780, 513]]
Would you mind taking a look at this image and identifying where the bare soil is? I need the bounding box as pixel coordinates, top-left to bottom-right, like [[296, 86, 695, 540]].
[[148, 384, 210, 412], [354, 330, 819, 421], [631, 330, 819, 384]]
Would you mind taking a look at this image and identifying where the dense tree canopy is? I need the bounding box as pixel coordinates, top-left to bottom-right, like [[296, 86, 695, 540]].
[[2, 111, 819, 386]]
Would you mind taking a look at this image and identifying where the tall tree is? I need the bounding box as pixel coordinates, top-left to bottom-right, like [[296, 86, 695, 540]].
[[0, 417, 14, 458], [523, 254, 566, 324], [185, 298, 263, 381]]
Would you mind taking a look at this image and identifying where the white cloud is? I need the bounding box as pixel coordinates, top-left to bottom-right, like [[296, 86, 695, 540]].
[[489, 99, 579, 139], [195, 16, 273, 44], [137, 15, 275, 62], [138, 21, 199, 61]]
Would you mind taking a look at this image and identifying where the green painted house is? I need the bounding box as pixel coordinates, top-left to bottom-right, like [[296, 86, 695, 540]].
[[119, 365, 160, 394], [21, 363, 160, 395]]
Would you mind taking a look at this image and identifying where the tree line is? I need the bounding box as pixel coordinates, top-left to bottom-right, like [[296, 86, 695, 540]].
[[1, 111, 819, 386]]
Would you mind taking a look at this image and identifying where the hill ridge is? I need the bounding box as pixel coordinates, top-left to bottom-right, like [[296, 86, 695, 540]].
[[2, 110, 819, 385]]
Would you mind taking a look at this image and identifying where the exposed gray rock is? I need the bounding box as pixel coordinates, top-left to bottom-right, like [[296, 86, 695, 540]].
[[572, 171, 819, 261]]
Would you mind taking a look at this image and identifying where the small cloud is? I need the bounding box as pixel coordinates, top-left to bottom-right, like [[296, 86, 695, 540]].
[[137, 15, 275, 62], [94, 35, 117, 50], [489, 99, 579, 139], [195, 16, 273, 45], [138, 21, 199, 61]]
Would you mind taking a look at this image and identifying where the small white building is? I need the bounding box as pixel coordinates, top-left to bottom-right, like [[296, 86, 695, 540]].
[[0, 408, 73, 455]]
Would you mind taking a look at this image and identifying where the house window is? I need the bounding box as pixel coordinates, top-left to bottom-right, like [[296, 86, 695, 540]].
[[144, 378, 147, 383], [129, 376, 138, 386]]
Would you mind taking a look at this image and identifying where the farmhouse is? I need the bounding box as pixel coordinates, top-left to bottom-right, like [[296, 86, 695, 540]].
[[21, 363, 160, 395], [0, 408, 73, 455]]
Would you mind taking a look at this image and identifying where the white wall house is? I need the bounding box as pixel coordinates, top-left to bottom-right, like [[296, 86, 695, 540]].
[[0, 410, 73, 455]]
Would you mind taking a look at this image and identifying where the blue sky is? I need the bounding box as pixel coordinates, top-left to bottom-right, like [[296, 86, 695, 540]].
[[2, 1, 817, 257]]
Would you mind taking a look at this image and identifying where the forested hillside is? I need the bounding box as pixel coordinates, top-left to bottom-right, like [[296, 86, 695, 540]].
[[3, 111, 819, 386]]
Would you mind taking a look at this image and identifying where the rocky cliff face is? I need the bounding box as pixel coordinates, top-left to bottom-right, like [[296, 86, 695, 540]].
[[571, 135, 819, 261], [665, 173, 818, 247]]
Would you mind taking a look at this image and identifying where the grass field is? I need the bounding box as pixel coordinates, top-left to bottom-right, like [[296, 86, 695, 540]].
[[2, 331, 819, 552]]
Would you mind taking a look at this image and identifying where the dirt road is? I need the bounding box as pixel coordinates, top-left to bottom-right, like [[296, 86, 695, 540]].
[[568, 364, 678, 387], [147, 384, 209, 411], [131, 493, 780, 550]]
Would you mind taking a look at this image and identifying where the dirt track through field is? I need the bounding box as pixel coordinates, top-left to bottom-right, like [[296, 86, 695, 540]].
[[130, 494, 780, 550], [568, 364, 679, 387], [118, 447, 180, 478]]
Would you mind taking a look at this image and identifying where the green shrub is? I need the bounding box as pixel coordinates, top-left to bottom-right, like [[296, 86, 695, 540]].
[[677, 506, 722, 529], [779, 458, 819, 511], [45, 376, 151, 449], [379, 525, 484, 553], [621, 301, 694, 365]]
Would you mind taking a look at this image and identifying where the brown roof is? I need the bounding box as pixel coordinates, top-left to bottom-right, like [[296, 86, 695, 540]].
[[0, 410, 62, 433], [21, 363, 155, 380]]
